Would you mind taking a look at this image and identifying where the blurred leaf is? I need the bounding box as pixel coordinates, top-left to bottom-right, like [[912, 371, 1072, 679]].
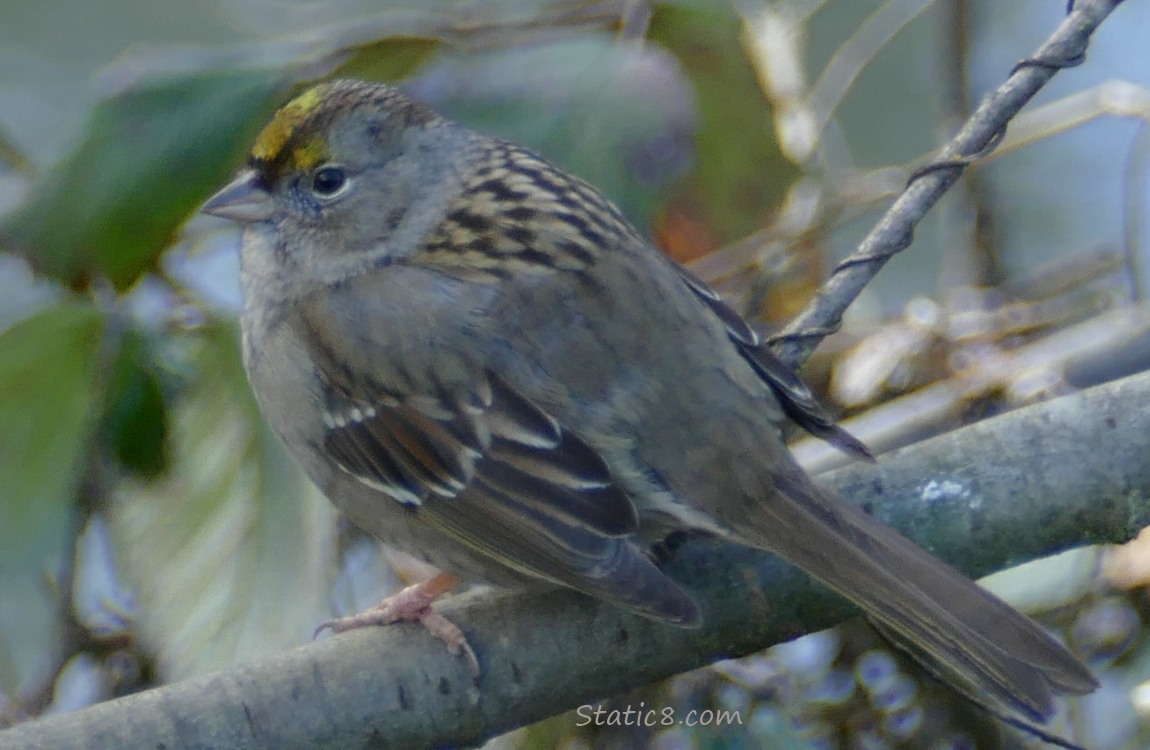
[[0, 302, 105, 699], [335, 35, 442, 84], [110, 324, 334, 680], [1, 68, 293, 289], [404, 35, 697, 227], [649, 4, 796, 243], [101, 330, 168, 479]]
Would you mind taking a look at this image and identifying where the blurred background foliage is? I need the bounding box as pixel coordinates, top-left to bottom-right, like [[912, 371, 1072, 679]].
[[1, 0, 1149, 747]]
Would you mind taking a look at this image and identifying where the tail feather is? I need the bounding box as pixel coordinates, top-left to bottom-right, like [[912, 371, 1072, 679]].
[[732, 468, 1097, 722]]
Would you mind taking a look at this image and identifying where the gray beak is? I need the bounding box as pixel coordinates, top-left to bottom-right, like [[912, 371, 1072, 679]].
[[202, 169, 273, 223]]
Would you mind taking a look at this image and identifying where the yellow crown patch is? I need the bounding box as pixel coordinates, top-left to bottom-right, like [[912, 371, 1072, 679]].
[[251, 86, 329, 170]]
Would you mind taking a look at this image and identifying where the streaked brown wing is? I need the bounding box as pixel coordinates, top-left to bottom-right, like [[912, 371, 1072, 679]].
[[673, 264, 1098, 725], [321, 372, 699, 625], [674, 265, 872, 461]]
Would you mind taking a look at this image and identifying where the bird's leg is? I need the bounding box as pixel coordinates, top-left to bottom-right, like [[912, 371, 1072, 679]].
[[315, 571, 479, 679]]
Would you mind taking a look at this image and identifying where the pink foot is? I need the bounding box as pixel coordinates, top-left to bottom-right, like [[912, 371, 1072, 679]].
[[315, 572, 479, 680]]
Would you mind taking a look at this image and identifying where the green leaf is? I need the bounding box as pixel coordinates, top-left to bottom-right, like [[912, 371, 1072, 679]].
[[0, 303, 104, 698], [334, 35, 442, 84], [1, 69, 293, 289], [101, 330, 168, 479], [110, 325, 334, 680], [649, 4, 797, 242]]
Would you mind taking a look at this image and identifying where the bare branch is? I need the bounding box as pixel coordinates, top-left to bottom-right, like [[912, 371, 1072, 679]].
[[4, 368, 1149, 749], [770, 0, 1126, 367]]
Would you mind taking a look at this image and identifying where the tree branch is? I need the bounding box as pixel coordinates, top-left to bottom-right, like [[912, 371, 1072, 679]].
[[770, 0, 1126, 367], [5, 368, 1149, 749]]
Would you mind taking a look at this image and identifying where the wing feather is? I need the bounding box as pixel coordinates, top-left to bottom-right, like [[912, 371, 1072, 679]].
[[316, 368, 696, 625], [674, 265, 872, 461]]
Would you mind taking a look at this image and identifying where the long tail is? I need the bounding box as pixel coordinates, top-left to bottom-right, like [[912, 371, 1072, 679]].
[[731, 466, 1097, 726]]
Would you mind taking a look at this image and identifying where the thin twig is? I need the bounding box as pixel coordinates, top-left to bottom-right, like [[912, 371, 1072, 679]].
[[769, 0, 1126, 367]]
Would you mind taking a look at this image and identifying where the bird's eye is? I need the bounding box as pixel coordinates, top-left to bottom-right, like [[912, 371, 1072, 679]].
[[310, 166, 348, 197]]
